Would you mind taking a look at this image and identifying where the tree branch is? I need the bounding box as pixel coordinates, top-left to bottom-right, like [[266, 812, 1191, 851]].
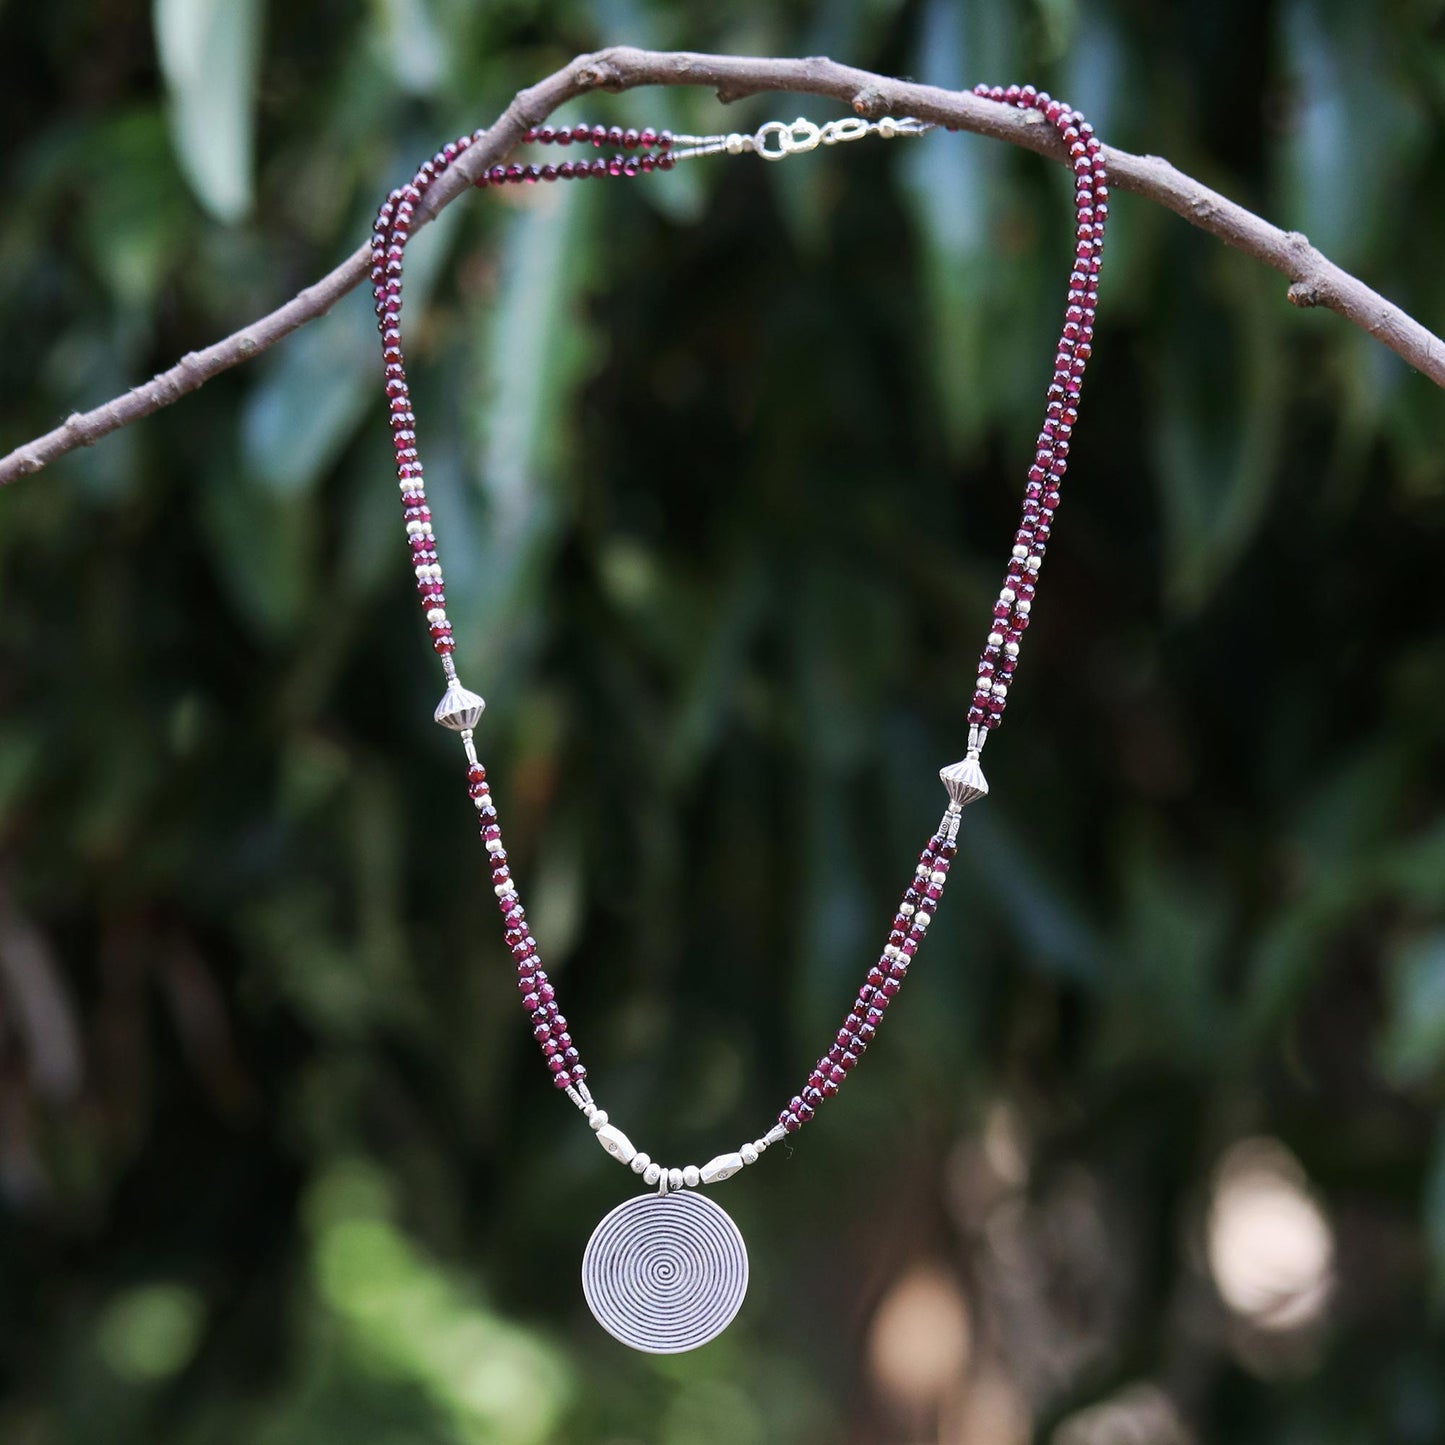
[[4, 45, 1442, 488]]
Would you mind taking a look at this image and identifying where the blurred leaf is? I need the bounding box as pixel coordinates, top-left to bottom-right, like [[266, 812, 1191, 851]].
[[241, 302, 377, 498], [959, 809, 1105, 981], [305, 1161, 572, 1444], [1379, 933, 1445, 1086], [453, 181, 598, 672], [900, 0, 995, 458], [198, 465, 316, 638], [242, 201, 465, 497], [0, 728, 42, 826], [1152, 260, 1285, 614], [1100, 820, 1231, 1065], [96, 1284, 206, 1382], [372, 0, 445, 96], [1277, 0, 1426, 269], [78, 111, 193, 310], [153, 0, 264, 223]]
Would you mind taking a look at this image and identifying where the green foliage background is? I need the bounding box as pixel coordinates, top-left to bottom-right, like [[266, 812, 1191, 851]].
[[2, 0, 1444, 1441]]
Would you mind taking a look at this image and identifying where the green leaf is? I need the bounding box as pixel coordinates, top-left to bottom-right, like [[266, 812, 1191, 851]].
[[153, 0, 264, 222]]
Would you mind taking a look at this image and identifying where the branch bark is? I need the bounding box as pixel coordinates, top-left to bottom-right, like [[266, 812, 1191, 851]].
[[4, 45, 1442, 488]]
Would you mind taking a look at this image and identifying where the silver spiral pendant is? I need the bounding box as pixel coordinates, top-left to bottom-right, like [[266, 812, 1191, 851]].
[[581, 1191, 749, 1352]]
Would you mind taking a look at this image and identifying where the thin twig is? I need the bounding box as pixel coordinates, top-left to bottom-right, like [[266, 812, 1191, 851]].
[[3, 45, 1441, 488]]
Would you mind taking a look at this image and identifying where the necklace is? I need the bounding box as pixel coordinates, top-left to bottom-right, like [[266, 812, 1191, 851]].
[[371, 82, 1106, 1353]]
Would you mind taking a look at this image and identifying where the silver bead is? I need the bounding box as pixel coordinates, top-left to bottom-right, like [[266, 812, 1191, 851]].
[[630, 1151, 651, 1175], [668, 1168, 684, 1193], [764, 1125, 787, 1146], [434, 681, 487, 731], [596, 1123, 634, 1163], [682, 1165, 701, 1188], [643, 1161, 662, 1186], [700, 1151, 744, 1184], [739, 1143, 759, 1166], [940, 754, 990, 808], [588, 1109, 609, 1132]]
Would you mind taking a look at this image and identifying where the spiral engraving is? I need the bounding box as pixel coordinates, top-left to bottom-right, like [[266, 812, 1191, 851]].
[[581, 1191, 749, 1352]]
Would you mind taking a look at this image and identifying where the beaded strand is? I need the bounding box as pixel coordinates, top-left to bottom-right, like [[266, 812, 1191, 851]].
[[373, 83, 1107, 1182]]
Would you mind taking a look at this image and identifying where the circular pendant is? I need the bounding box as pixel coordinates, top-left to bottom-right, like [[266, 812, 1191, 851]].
[[581, 1190, 749, 1353]]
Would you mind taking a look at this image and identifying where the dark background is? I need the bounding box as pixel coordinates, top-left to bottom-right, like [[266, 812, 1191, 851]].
[[1, 1, 1444, 1442]]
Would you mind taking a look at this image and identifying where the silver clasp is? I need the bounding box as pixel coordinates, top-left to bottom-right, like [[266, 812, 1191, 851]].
[[753, 118, 823, 161], [752, 115, 933, 162], [669, 114, 933, 166]]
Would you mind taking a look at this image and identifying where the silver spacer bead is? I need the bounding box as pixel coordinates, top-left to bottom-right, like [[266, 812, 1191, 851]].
[[700, 1152, 744, 1184], [434, 680, 487, 731], [596, 1122, 634, 1163], [939, 753, 989, 808]]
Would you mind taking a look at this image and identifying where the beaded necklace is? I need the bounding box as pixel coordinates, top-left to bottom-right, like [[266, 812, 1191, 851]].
[[372, 82, 1107, 1353]]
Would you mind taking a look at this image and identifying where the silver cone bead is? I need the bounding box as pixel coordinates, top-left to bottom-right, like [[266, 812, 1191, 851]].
[[939, 754, 989, 808], [434, 681, 487, 731]]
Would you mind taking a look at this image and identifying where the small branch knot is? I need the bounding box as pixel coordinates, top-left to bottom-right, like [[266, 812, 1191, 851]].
[[1287, 279, 1322, 308], [851, 85, 889, 118], [574, 58, 622, 91]]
